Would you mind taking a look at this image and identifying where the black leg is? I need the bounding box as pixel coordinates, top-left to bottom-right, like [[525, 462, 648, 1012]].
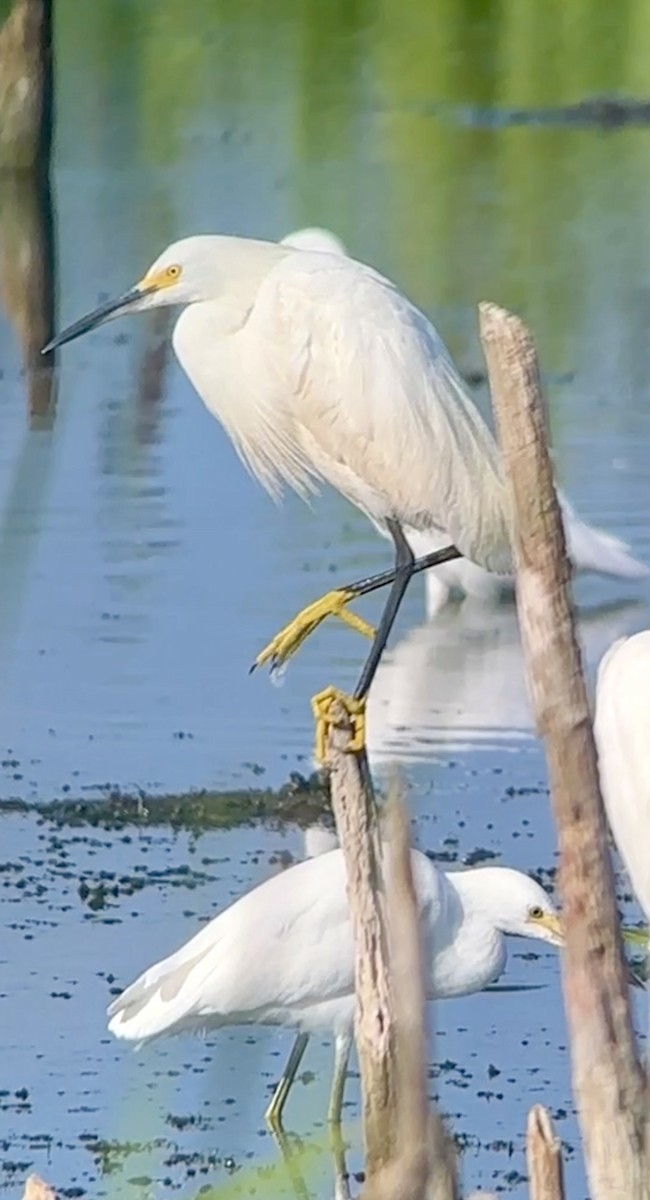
[[353, 519, 415, 701], [342, 541, 460, 602], [252, 536, 462, 679]]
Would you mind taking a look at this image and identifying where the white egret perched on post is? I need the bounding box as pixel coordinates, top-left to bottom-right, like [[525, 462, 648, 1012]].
[[282, 227, 648, 613], [43, 233, 512, 757], [105, 847, 563, 1129]]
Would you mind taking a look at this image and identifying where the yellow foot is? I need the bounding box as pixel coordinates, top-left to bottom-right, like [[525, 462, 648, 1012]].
[[253, 589, 375, 674], [311, 686, 366, 764]]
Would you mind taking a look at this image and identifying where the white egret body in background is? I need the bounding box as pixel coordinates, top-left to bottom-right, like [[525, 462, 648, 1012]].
[[595, 631, 650, 927], [282, 227, 648, 614], [44, 234, 512, 757], [409, 510, 648, 613], [367, 598, 643, 766], [281, 227, 348, 256], [106, 847, 562, 1128]]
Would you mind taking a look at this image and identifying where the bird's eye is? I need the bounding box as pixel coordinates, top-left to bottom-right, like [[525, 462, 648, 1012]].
[[529, 905, 544, 920], [165, 264, 181, 280]]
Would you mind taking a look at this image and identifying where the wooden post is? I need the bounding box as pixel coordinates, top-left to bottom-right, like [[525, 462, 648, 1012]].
[[526, 1106, 565, 1200], [0, 0, 56, 422], [22, 1178, 56, 1200], [479, 302, 649, 1200], [0, 0, 53, 172], [325, 702, 458, 1196], [367, 791, 459, 1200], [325, 703, 397, 1176], [0, 169, 56, 423]]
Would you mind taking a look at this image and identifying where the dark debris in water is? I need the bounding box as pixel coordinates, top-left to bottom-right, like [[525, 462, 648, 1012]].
[[0, 771, 332, 834], [446, 94, 650, 129]]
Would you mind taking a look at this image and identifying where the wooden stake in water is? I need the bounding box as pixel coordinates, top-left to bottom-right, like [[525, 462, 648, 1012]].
[[479, 301, 649, 1200]]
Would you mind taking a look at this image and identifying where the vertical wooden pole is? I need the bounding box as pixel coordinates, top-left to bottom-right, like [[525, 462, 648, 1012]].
[[325, 705, 397, 1176], [479, 301, 648, 1200], [0, 0, 56, 421], [0, 0, 53, 171], [325, 703, 458, 1196], [526, 1106, 565, 1200]]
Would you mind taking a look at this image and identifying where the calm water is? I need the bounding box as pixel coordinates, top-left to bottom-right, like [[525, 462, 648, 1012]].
[[1, 0, 650, 1196]]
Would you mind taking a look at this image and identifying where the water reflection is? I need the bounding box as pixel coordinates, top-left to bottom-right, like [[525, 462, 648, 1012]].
[[0, 170, 56, 424], [272, 1128, 352, 1200], [367, 598, 648, 765]]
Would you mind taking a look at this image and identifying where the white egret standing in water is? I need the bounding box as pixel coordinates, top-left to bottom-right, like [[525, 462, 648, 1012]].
[[44, 232, 512, 756], [282, 226, 648, 613], [106, 848, 562, 1129]]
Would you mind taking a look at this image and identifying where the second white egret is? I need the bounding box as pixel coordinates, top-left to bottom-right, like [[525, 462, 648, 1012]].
[[106, 848, 562, 1129], [595, 631, 650, 926]]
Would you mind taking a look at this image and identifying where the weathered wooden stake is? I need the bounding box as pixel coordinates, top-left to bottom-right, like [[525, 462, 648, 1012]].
[[526, 1105, 565, 1200], [0, 0, 53, 171], [325, 701, 459, 1195], [367, 790, 459, 1200], [479, 301, 649, 1200], [325, 703, 397, 1176]]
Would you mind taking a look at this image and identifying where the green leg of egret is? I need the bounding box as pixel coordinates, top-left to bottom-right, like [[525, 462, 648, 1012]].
[[327, 1033, 352, 1126], [265, 1031, 309, 1131]]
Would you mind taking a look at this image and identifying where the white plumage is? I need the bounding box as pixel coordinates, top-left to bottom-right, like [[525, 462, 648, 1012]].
[[107, 847, 561, 1123], [594, 631, 650, 925], [47, 232, 511, 571], [281, 226, 348, 257], [279, 226, 647, 611], [168, 237, 511, 571], [44, 229, 520, 716]]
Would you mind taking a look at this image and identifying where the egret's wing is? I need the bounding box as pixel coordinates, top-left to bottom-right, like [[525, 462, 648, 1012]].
[[595, 633, 650, 922], [107, 846, 443, 1043], [271, 255, 511, 572], [107, 851, 355, 1041], [557, 489, 648, 581]]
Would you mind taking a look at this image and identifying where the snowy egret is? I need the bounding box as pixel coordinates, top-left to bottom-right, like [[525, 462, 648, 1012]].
[[106, 848, 562, 1129], [282, 227, 648, 613], [43, 234, 511, 759], [594, 631, 650, 927]]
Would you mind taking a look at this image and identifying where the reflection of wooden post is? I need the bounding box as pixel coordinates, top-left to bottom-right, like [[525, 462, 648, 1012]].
[[526, 1106, 565, 1200], [0, 0, 53, 170], [479, 302, 649, 1200], [0, 0, 56, 423], [0, 169, 56, 422]]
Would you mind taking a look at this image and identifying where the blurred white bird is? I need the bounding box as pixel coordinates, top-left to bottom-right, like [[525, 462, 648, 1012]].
[[106, 848, 562, 1129], [281, 226, 348, 257], [366, 597, 643, 766], [282, 226, 648, 614], [44, 232, 511, 758], [595, 631, 650, 928], [409, 506, 648, 614]]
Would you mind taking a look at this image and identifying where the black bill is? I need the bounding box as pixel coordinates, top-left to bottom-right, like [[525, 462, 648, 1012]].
[[41, 285, 146, 354]]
